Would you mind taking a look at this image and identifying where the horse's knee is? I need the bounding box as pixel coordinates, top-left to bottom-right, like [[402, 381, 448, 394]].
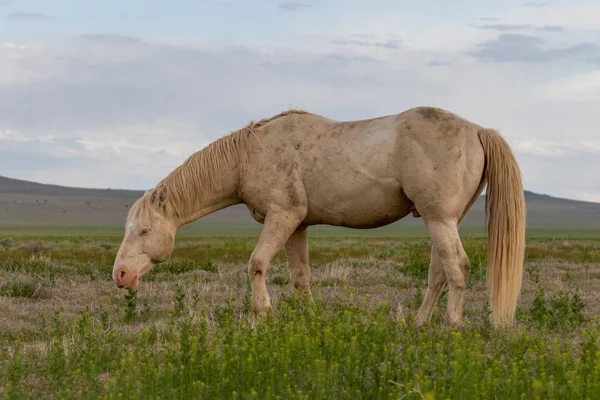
[[249, 256, 268, 278], [449, 275, 466, 291], [445, 259, 467, 291]]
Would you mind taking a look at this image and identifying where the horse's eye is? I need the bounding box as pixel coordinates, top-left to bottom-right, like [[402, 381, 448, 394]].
[[140, 228, 150, 236]]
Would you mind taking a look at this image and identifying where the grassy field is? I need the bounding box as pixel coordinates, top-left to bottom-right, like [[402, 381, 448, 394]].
[[2, 229, 600, 399]]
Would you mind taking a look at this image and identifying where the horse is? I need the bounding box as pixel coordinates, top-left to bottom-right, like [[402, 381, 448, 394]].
[[112, 106, 526, 328]]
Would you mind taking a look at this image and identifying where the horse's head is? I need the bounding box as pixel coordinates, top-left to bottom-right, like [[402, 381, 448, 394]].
[[112, 186, 176, 290]]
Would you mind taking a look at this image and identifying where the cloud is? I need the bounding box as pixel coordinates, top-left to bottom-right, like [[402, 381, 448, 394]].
[[514, 149, 600, 202], [200, 0, 235, 6], [475, 23, 534, 32], [515, 138, 576, 158], [0, 124, 198, 190], [468, 33, 599, 63], [76, 34, 146, 45], [537, 25, 565, 32], [278, 2, 313, 11], [536, 70, 600, 101], [472, 23, 565, 33], [258, 53, 382, 75], [0, 29, 599, 201], [491, 2, 600, 31], [0, 1, 10, 6], [427, 60, 450, 67], [582, 192, 600, 203], [523, 1, 548, 7], [582, 142, 600, 154], [333, 38, 401, 49], [6, 12, 51, 21]]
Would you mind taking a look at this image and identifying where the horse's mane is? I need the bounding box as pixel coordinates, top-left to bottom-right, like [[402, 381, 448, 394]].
[[130, 109, 309, 221]]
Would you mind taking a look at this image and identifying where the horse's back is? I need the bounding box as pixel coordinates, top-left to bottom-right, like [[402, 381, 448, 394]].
[[244, 107, 486, 227]]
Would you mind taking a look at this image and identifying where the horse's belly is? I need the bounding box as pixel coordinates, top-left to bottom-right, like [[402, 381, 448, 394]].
[[303, 182, 413, 228]]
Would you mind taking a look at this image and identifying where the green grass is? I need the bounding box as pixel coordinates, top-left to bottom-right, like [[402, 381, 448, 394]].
[[2, 230, 600, 398], [0, 297, 598, 399], [2, 291, 600, 399]]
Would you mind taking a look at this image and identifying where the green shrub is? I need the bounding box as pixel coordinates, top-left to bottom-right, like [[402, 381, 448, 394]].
[[0, 279, 51, 299], [522, 283, 586, 330], [154, 258, 220, 275], [400, 243, 430, 280], [466, 243, 487, 283]]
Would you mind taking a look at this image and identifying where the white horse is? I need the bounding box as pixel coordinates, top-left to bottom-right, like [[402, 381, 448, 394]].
[[112, 107, 526, 328]]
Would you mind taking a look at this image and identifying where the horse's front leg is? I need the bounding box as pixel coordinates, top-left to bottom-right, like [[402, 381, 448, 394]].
[[248, 207, 306, 318]]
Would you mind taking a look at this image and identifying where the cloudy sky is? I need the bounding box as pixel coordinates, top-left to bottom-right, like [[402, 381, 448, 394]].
[[1, 0, 599, 202]]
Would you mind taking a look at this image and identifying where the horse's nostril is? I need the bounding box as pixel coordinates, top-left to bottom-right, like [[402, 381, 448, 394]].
[[120, 270, 126, 279]]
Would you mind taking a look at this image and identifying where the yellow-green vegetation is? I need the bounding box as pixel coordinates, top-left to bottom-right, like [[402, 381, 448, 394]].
[[1, 233, 600, 399]]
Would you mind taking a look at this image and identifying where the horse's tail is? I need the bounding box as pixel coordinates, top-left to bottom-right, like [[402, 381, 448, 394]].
[[478, 128, 526, 328]]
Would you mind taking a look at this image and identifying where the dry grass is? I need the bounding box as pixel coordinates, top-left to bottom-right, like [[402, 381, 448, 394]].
[[1, 235, 599, 337]]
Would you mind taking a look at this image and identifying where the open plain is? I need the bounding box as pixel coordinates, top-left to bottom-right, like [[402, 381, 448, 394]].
[[1, 176, 600, 398]]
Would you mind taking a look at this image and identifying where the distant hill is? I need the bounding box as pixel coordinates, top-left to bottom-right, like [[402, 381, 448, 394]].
[[0, 175, 252, 228], [0, 175, 144, 198], [0, 175, 599, 231]]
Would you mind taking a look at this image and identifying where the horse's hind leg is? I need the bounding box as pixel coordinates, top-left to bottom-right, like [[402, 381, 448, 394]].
[[284, 226, 312, 299], [422, 219, 470, 327], [416, 245, 447, 327]]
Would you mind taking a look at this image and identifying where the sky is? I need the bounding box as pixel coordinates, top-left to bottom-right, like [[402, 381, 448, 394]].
[[1, 0, 600, 202]]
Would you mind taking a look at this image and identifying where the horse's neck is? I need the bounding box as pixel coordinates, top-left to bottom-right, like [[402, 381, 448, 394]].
[[176, 193, 241, 227], [168, 156, 243, 228]]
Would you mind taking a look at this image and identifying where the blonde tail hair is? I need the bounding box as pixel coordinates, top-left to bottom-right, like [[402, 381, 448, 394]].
[[478, 128, 526, 328]]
